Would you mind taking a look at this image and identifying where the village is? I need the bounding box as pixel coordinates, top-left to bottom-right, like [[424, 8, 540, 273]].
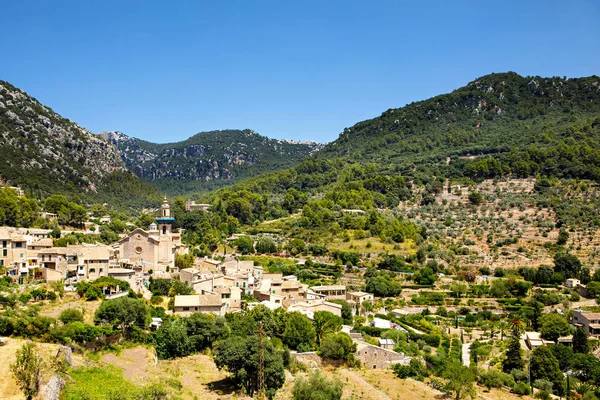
[[1, 197, 423, 374]]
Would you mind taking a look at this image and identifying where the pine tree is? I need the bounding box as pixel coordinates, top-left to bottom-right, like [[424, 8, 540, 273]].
[[502, 336, 525, 373], [573, 325, 590, 354]]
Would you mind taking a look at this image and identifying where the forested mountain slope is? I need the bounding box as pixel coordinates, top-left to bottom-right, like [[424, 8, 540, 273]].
[[321, 72, 600, 181], [100, 129, 322, 194], [0, 80, 162, 211], [208, 72, 600, 223]]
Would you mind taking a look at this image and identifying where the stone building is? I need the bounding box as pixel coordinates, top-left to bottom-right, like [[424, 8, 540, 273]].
[[572, 310, 600, 336], [118, 198, 188, 271], [354, 340, 410, 369]]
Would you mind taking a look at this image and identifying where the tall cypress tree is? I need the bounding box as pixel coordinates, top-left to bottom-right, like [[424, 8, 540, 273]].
[[573, 325, 590, 354], [502, 335, 525, 373]]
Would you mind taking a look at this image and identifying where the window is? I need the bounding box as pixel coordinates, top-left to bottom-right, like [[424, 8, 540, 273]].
[[183, 307, 189, 311], [0, 260, 3, 266], [15, 242, 23, 248], [20, 253, 23, 258], [2, 249, 7, 257], [1, 241, 6, 248]]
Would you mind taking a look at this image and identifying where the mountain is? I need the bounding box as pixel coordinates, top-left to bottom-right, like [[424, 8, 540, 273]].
[[99, 129, 322, 194], [0, 80, 162, 210], [319, 72, 600, 180], [208, 72, 600, 222]]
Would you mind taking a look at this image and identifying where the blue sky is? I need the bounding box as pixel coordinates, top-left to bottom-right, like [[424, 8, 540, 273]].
[[2, 0, 599, 143]]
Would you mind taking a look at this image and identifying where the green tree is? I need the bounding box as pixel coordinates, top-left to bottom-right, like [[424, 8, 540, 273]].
[[468, 191, 484, 206], [292, 370, 343, 400], [573, 325, 590, 354], [256, 237, 278, 254], [413, 267, 437, 285], [59, 308, 84, 324], [283, 312, 316, 351], [329, 299, 353, 325], [443, 360, 476, 400], [234, 236, 255, 254], [365, 275, 402, 297], [557, 229, 569, 246], [10, 342, 43, 400], [94, 297, 149, 335], [585, 281, 600, 298], [502, 335, 524, 373], [490, 279, 510, 298], [214, 335, 285, 399], [548, 344, 574, 370], [539, 313, 571, 342], [152, 318, 191, 359], [530, 346, 565, 395], [319, 333, 356, 362], [554, 253, 582, 280], [313, 311, 343, 346], [287, 238, 306, 256], [174, 253, 194, 270]]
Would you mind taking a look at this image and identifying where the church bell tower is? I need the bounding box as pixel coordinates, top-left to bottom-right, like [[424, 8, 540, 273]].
[[156, 197, 175, 235]]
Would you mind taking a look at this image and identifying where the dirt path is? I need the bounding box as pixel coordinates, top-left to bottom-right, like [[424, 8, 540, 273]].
[[462, 342, 471, 367]]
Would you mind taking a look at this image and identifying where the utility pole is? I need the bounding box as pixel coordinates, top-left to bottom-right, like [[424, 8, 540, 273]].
[[257, 322, 266, 400]]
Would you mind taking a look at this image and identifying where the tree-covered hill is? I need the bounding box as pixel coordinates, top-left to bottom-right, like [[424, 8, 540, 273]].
[[321, 72, 600, 181], [0, 80, 162, 211], [207, 72, 600, 223], [99, 129, 322, 195]]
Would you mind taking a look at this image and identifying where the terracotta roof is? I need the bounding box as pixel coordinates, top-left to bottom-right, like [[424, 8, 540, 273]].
[[31, 238, 53, 247], [579, 312, 600, 320]]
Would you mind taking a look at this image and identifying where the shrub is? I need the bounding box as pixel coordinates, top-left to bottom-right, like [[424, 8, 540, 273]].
[[59, 309, 84, 324], [512, 382, 531, 395], [0, 316, 15, 336], [150, 296, 163, 305]]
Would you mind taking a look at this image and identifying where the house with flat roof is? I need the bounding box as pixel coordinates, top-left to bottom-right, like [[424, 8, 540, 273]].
[[173, 294, 226, 317], [347, 291, 374, 304], [524, 332, 554, 349], [286, 299, 342, 319], [310, 285, 347, 300]]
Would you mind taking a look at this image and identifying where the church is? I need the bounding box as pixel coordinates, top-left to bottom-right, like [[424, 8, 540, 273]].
[[118, 198, 189, 271]]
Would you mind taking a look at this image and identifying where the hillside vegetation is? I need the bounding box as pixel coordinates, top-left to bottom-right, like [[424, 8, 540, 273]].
[[208, 73, 600, 224]]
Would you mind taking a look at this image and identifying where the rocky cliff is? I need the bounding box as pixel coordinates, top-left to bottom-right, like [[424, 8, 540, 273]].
[[99, 129, 322, 193], [0, 80, 126, 193]]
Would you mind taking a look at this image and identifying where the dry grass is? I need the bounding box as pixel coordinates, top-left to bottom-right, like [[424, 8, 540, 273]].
[[38, 295, 101, 324], [0, 338, 63, 400], [99, 346, 249, 399]]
